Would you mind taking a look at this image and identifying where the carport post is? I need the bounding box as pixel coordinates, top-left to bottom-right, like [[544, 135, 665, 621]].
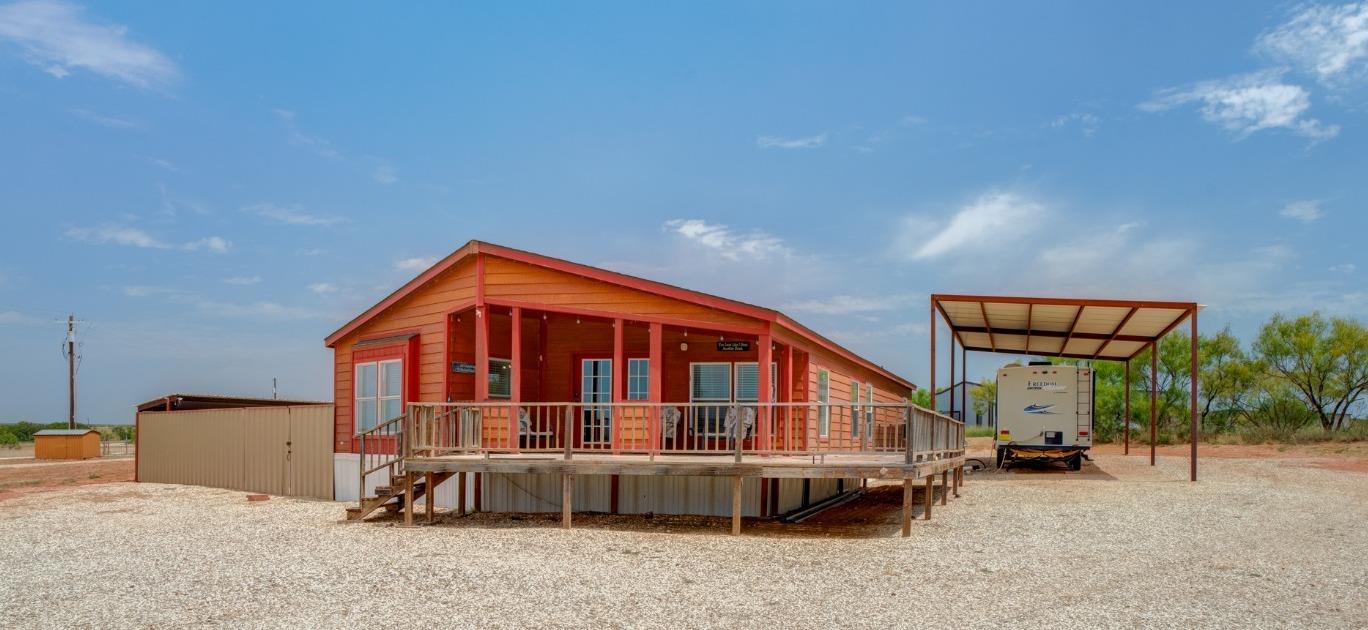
[[562, 474, 573, 529], [1190, 309, 1198, 482], [1150, 341, 1157, 467], [1124, 360, 1131, 455], [929, 298, 936, 411]]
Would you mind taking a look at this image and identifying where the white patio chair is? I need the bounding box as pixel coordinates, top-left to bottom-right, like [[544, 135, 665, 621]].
[[660, 407, 682, 443], [518, 407, 555, 442], [723, 406, 756, 441]]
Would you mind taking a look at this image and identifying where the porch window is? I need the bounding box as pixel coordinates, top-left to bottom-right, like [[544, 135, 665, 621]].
[[734, 362, 779, 402], [355, 359, 401, 433], [627, 358, 649, 401], [864, 382, 875, 437], [817, 369, 830, 437], [489, 358, 512, 399], [690, 363, 731, 436], [850, 381, 861, 438]]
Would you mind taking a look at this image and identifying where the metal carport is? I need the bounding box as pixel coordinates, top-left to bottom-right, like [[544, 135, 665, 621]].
[[929, 294, 1202, 481]]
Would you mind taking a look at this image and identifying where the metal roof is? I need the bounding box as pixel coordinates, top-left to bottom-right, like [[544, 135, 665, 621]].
[[34, 429, 98, 436], [931, 294, 1200, 361], [136, 394, 329, 413]]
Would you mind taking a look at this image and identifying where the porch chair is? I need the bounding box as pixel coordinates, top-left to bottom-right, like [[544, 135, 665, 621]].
[[660, 406, 682, 444], [518, 407, 555, 445], [723, 406, 756, 442]]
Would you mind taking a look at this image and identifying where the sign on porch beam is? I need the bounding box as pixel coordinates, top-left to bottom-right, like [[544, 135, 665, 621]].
[[716, 341, 752, 352]]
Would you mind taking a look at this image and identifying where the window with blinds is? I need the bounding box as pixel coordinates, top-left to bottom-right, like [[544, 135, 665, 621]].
[[691, 363, 731, 400]]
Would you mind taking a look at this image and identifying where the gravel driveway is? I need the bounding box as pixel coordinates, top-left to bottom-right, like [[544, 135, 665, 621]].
[[0, 453, 1363, 629]]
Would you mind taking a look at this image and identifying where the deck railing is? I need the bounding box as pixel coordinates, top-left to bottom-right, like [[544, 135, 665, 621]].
[[402, 401, 963, 463]]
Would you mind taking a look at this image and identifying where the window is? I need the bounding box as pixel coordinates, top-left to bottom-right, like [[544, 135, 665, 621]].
[[691, 363, 731, 436], [734, 362, 779, 402], [850, 381, 861, 438], [489, 358, 512, 399], [817, 369, 830, 437], [865, 383, 875, 437], [581, 359, 613, 443], [627, 358, 649, 401], [355, 359, 402, 433]]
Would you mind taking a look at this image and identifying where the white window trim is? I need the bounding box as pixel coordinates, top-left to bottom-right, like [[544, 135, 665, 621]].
[[817, 369, 830, 438], [627, 357, 649, 401], [354, 358, 402, 435]]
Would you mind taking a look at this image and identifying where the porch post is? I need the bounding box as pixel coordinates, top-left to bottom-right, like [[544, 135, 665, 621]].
[[475, 307, 490, 402], [510, 306, 522, 453], [780, 344, 792, 451], [612, 318, 625, 453], [758, 331, 773, 452], [648, 322, 663, 455], [929, 298, 937, 413]]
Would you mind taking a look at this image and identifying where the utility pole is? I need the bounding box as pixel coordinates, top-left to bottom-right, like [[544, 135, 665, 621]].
[[66, 314, 76, 429], [272, 377, 278, 400]]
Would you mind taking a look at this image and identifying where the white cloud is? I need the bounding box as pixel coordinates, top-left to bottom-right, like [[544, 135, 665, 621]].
[[222, 275, 262, 285], [0, 310, 43, 326], [901, 192, 1045, 260], [1279, 200, 1324, 222], [190, 299, 327, 321], [149, 157, 176, 171], [664, 219, 791, 261], [782, 294, 917, 316], [1139, 71, 1339, 141], [296, 248, 326, 256], [1050, 112, 1100, 137], [122, 285, 171, 297], [0, 0, 178, 89], [1257, 1, 1368, 87], [373, 165, 397, 185], [66, 225, 228, 253], [69, 107, 137, 128], [273, 108, 340, 159], [899, 115, 927, 126], [246, 202, 345, 226], [395, 257, 438, 272], [308, 282, 338, 295], [1330, 263, 1357, 273], [181, 236, 229, 253], [756, 133, 828, 150], [65, 225, 166, 248]]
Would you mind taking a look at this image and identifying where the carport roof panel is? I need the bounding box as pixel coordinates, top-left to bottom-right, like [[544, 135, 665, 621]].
[[932, 294, 1198, 361]]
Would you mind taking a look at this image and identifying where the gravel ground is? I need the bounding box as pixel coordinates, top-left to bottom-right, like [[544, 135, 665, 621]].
[[0, 454, 1364, 629]]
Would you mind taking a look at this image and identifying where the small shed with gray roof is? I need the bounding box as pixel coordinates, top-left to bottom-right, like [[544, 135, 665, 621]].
[[34, 428, 101, 460]]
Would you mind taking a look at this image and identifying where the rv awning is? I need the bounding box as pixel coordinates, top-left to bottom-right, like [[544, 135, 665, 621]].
[[930, 294, 1199, 361]]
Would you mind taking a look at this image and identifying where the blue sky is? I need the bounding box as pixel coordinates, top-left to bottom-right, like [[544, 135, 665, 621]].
[[1, 1, 1365, 423]]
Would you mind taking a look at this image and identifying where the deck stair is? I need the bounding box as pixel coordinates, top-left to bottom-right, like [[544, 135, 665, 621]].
[[346, 471, 453, 521]]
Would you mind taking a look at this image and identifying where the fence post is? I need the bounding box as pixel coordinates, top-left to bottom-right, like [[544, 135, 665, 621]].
[[904, 404, 913, 465], [733, 402, 743, 463], [563, 404, 574, 461]]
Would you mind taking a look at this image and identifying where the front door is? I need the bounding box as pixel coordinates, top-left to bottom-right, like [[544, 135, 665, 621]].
[[581, 359, 612, 445]]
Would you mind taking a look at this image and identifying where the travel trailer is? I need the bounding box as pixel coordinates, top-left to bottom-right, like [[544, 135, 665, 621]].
[[994, 363, 1093, 470]]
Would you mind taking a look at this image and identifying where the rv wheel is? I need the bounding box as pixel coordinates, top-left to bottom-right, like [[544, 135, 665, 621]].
[[995, 448, 1006, 470], [1068, 454, 1082, 471]]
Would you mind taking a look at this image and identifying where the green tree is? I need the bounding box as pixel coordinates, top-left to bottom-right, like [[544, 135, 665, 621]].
[[1253, 313, 1368, 431], [1198, 327, 1258, 433], [910, 387, 932, 409], [970, 381, 996, 420]]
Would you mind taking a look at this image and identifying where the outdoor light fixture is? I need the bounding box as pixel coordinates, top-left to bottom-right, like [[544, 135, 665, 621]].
[[680, 342, 689, 351]]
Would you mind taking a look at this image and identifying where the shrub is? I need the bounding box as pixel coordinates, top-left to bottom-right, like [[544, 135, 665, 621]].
[[965, 427, 995, 438], [0, 429, 18, 448]]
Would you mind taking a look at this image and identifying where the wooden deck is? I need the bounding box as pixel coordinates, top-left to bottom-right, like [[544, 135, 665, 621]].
[[404, 452, 965, 480]]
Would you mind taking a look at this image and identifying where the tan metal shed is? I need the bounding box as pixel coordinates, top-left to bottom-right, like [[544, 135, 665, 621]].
[[135, 396, 334, 500]]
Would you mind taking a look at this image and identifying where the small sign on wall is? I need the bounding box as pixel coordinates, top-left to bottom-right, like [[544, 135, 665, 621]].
[[451, 362, 476, 374], [716, 341, 751, 352]]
